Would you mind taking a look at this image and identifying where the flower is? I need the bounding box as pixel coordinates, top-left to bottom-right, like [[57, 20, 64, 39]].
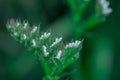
[[31, 26, 38, 34], [56, 50, 62, 59], [42, 45, 49, 56], [6, 19, 83, 77], [65, 40, 81, 49], [98, 0, 112, 15], [21, 34, 27, 40], [40, 32, 51, 40], [50, 37, 62, 47], [13, 32, 19, 36], [23, 22, 28, 29], [32, 39, 36, 47]]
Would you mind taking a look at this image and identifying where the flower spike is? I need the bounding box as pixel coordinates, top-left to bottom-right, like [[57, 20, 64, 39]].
[[6, 19, 83, 79]]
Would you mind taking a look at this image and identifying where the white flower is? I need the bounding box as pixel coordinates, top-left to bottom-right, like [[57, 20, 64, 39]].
[[23, 23, 28, 29], [31, 26, 37, 33], [56, 50, 62, 59], [50, 37, 62, 47], [65, 40, 81, 49], [16, 22, 21, 27], [98, 0, 112, 15], [13, 32, 18, 36], [32, 39, 36, 47], [40, 32, 51, 40], [42, 45, 49, 56], [21, 34, 27, 40]]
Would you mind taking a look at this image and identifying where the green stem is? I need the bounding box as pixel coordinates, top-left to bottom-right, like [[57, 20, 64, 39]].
[[74, 14, 103, 39]]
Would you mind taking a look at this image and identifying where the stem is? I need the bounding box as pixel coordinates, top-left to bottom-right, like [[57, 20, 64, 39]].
[[73, 14, 103, 39]]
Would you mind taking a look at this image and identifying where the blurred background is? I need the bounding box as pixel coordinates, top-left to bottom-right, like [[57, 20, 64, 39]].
[[0, 0, 120, 80]]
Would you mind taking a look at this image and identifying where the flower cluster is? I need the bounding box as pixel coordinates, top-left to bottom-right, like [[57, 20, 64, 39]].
[[50, 37, 62, 48], [40, 32, 51, 40], [65, 40, 81, 49], [6, 19, 82, 76], [98, 0, 112, 15]]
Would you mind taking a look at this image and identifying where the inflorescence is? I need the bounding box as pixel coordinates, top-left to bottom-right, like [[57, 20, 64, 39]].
[[98, 0, 112, 15], [6, 19, 83, 77]]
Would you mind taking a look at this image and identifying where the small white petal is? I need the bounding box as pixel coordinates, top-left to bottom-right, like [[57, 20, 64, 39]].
[[42, 45, 49, 56], [40, 32, 51, 40], [65, 40, 82, 49], [13, 32, 18, 36], [50, 37, 62, 47], [24, 23, 28, 29], [32, 39, 36, 47], [16, 22, 20, 27], [98, 0, 112, 15], [31, 27, 37, 33], [56, 50, 62, 59], [22, 34, 27, 40]]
